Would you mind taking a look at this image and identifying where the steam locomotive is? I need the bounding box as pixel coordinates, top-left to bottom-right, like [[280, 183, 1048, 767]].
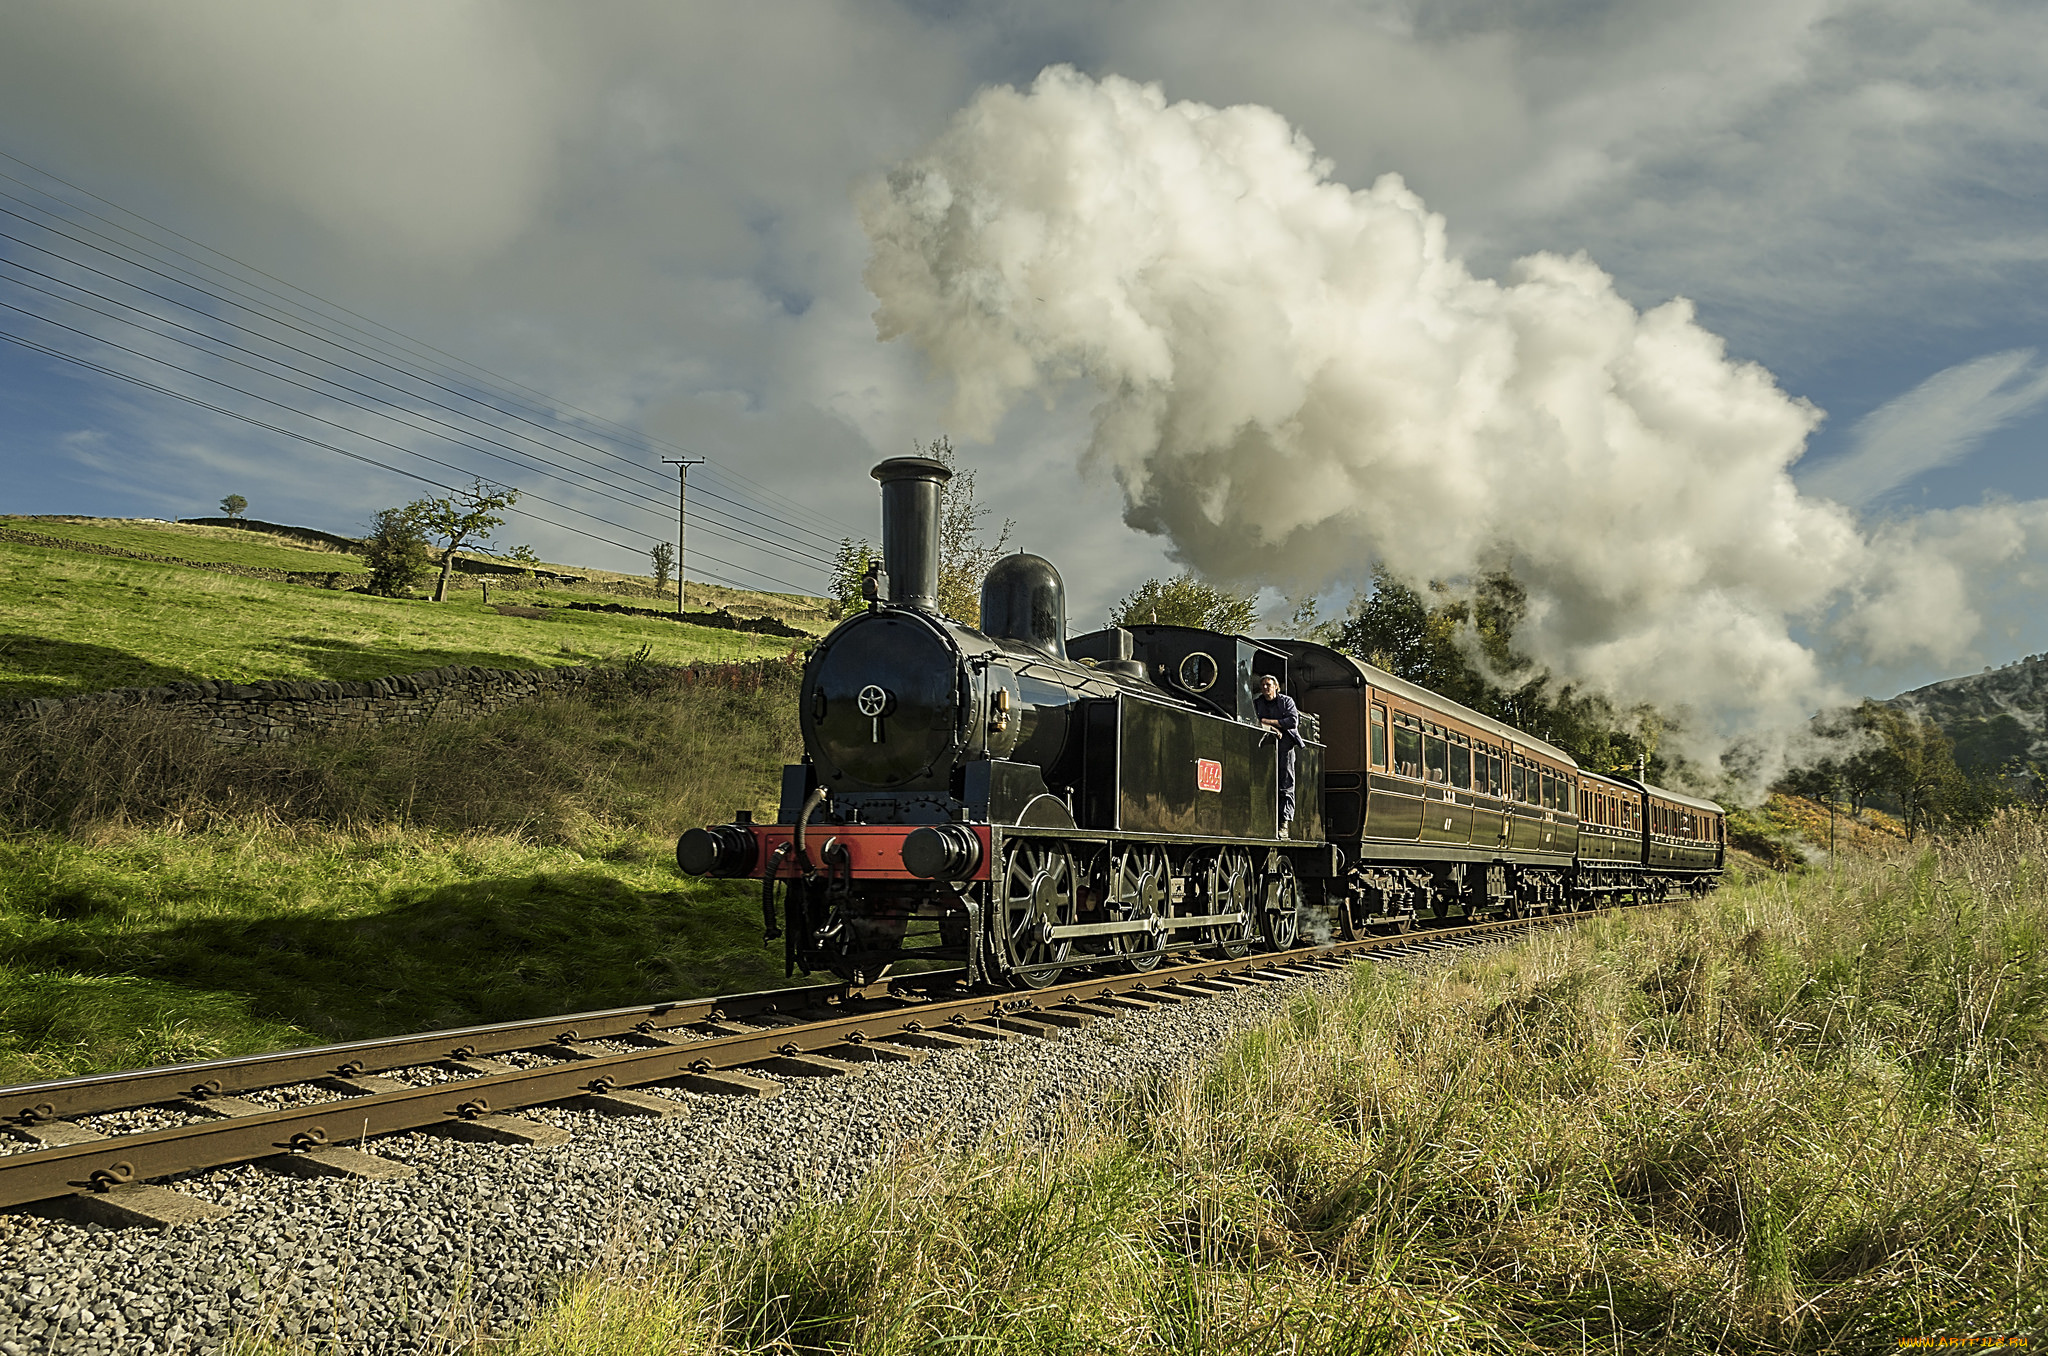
[[677, 456, 1724, 987]]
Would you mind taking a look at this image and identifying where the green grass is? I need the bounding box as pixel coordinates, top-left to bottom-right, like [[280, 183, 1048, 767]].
[[0, 669, 806, 1084], [0, 828, 782, 1082], [387, 825, 2048, 1355], [0, 543, 802, 699], [0, 516, 368, 573]]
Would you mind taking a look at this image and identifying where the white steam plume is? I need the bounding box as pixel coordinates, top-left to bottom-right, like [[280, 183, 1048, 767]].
[[859, 68, 2046, 774]]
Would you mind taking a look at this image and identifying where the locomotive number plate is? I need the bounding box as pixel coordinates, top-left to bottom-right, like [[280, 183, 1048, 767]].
[[1196, 758, 1223, 793]]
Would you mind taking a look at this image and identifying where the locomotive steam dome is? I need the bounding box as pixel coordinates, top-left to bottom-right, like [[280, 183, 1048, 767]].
[[979, 553, 1066, 658]]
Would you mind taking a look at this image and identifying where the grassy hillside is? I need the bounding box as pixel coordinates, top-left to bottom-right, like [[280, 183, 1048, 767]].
[[1, 516, 368, 573], [0, 542, 804, 700], [0, 665, 806, 1083], [389, 823, 2047, 1355], [1, 512, 837, 630]]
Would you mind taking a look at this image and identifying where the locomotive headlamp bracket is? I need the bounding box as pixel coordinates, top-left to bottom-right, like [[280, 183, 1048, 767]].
[[857, 684, 895, 743]]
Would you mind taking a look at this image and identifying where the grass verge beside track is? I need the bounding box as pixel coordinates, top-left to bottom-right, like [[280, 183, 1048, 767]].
[[355, 821, 2046, 1354], [0, 668, 805, 1084]]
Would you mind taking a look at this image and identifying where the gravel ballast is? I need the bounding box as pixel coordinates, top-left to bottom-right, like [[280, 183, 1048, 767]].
[[0, 947, 1495, 1355]]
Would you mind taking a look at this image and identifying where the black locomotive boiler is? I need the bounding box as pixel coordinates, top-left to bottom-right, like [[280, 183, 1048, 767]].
[[677, 456, 1727, 987]]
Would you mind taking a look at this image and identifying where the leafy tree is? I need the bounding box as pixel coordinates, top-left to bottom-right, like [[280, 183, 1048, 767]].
[[925, 437, 1012, 627], [828, 537, 876, 620], [1834, 701, 2008, 841], [361, 506, 432, 597], [406, 479, 520, 603], [1332, 565, 1665, 777], [650, 541, 675, 593], [504, 544, 540, 567], [1278, 592, 1341, 643], [219, 494, 247, 520], [1334, 566, 1470, 695], [1111, 573, 1260, 633]]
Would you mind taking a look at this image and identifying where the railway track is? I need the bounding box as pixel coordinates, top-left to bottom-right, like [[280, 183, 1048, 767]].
[[0, 910, 1592, 1227]]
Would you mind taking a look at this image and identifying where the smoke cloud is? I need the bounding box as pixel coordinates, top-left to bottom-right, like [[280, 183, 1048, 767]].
[[859, 67, 2048, 772]]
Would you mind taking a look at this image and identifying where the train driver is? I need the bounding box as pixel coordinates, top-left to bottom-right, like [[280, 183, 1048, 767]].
[[1254, 673, 1303, 830]]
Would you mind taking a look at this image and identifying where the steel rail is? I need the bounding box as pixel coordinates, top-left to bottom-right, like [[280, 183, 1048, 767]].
[[0, 971, 963, 1124], [0, 910, 1587, 1212]]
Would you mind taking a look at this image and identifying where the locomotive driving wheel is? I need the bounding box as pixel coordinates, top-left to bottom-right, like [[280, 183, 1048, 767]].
[[1208, 847, 1259, 958], [998, 840, 1075, 988], [1110, 844, 1170, 973], [1260, 854, 1308, 952]]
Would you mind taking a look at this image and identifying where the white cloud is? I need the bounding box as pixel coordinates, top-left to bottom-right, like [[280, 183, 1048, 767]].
[[860, 67, 2048, 781], [1802, 350, 2048, 508]]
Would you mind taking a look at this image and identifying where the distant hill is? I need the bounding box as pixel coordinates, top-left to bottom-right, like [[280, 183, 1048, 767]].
[[1889, 654, 2048, 772]]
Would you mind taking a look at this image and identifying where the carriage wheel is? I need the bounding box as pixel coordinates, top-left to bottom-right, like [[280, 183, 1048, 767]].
[[999, 841, 1075, 988], [1111, 844, 1170, 973], [1261, 855, 1306, 952]]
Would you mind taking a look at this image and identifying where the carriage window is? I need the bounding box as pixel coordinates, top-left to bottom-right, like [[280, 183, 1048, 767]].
[[1488, 753, 1504, 796], [1423, 733, 1448, 784], [1369, 706, 1387, 769], [1511, 764, 1526, 802], [1393, 724, 1421, 779], [1542, 772, 1560, 811], [1449, 743, 1472, 790]]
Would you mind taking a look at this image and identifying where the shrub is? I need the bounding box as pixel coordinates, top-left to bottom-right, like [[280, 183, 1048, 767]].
[[361, 506, 432, 597]]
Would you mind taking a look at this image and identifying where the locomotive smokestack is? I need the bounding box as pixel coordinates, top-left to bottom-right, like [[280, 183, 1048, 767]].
[[871, 456, 952, 610]]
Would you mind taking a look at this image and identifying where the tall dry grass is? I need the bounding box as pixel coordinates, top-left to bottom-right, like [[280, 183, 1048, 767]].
[[0, 658, 801, 847], [343, 818, 2048, 1355]]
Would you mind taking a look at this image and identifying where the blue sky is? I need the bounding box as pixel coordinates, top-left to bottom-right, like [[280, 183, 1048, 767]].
[[1, 0, 2044, 718]]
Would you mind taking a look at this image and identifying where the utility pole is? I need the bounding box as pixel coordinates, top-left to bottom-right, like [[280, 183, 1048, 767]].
[[661, 458, 704, 616]]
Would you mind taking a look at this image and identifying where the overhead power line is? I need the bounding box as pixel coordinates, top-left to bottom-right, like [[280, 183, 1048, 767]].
[[0, 327, 819, 595], [0, 149, 866, 551], [0, 206, 845, 572]]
